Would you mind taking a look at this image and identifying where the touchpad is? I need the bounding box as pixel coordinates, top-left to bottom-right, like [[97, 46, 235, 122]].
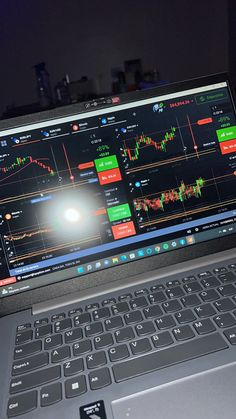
[[112, 363, 236, 419]]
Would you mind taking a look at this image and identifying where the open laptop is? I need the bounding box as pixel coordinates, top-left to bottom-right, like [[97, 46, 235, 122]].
[[0, 73, 236, 419]]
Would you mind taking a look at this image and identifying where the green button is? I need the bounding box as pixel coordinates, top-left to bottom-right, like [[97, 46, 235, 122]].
[[107, 203, 131, 222], [195, 90, 227, 105], [94, 155, 118, 172], [216, 126, 236, 142]]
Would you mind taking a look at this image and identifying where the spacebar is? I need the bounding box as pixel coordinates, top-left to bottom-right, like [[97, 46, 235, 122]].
[[113, 334, 228, 382]]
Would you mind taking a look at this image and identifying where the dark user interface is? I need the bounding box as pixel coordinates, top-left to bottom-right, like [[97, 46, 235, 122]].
[[0, 81, 236, 296]]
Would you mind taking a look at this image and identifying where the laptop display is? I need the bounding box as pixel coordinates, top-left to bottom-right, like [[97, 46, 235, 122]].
[[0, 77, 235, 298]]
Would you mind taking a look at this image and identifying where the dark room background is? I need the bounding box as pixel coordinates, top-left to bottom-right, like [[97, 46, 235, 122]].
[[0, 0, 234, 119]]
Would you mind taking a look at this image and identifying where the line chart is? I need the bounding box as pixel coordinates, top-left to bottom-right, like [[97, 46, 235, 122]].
[[7, 234, 101, 263]]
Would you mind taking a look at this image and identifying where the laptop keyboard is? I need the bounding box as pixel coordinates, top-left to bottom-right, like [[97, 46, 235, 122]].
[[7, 264, 236, 417]]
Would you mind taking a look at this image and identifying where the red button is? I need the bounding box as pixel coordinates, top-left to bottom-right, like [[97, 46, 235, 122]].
[[0, 277, 16, 287], [98, 168, 122, 185], [112, 221, 136, 240], [220, 139, 236, 155]]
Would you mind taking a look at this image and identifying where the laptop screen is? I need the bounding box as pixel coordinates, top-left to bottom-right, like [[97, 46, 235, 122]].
[[0, 77, 236, 298]]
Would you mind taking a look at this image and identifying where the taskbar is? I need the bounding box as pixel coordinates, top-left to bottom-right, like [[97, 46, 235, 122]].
[[0, 221, 235, 298]]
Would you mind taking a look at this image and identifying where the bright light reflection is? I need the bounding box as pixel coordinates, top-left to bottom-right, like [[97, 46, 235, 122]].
[[64, 208, 81, 223]]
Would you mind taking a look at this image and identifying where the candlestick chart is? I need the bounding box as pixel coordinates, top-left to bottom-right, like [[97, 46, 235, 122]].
[[133, 168, 236, 229], [123, 127, 176, 161]]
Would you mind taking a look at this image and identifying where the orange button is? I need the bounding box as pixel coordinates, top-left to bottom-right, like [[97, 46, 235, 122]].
[[197, 118, 213, 125], [112, 221, 136, 240], [78, 161, 94, 170], [98, 168, 122, 185], [94, 208, 107, 216], [220, 138, 236, 155]]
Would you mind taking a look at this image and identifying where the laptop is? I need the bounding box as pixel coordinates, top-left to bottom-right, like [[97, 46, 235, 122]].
[[0, 72, 236, 419]]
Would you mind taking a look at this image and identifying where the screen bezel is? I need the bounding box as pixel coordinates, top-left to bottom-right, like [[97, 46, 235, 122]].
[[1, 72, 235, 317]]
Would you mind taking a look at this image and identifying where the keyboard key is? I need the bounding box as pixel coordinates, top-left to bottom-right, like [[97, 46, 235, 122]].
[[195, 303, 216, 318], [73, 340, 92, 356], [7, 391, 37, 418], [162, 299, 182, 313], [68, 308, 83, 317], [65, 328, 83, 343], [214, 298, 235, 312], [136, 321, 155, 336], [166, 286, 185, 299], [16, 323, 31, 332], [166, 280, 180, 287], [175, 309, 196, 324], [130, 338, 152, 355], [64, 359, 84, 377], [45, 334, 62, 350], [198, 271, 212, 278], [111, 302, 129, 315], [14, 340, 42, 360], [199, 289, 220, 302], [193, 319, 216, 335], [34, 318, 48, 326], [173, 325, 195, 341], [214, 313, 236, 328], [184, 282, 203, 293], [104, 316, 123, 331], [74, 313, 91, 326], [201, 277, 220, 288], [143, 305, 163, 319], [130, 296, 148, 310], [93, 307, 110, 321], [89, 367, 111, 390], [181, 294, 201, 307], [148, 291, 167, 304], [86, 303, 99, 311], [115, 327, 135, 343], [51, 313, 65, 322], [94, 333, 114, 349], [51, 346, 70, 363], [156, 315, 176, 330], [102, 298, 116, 306], [35, 324, 52, 339], [85, 322, 103, 337], [40, 382, 62, 407], [125, 310, 143, 324], [113, 334, 228, 382], [65, 375, 87, 398], [118, 293, 132, 301], [150, 284, 165, 292], [218, 272, 236, 283], [224, 327, 236, 345], [55, 318, 72, 333], [15, 330, 33, 345], [86, 351, 107, 369], [12, 353, 49, 376], [108, 345, 129, 362], [218, 284, 236, 297], [182, 275, 196, 283], [135, 288, 149, 296], [10, 365, 61, 394], [152, 331, 174, 348], [213, 267, 227, 274]]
